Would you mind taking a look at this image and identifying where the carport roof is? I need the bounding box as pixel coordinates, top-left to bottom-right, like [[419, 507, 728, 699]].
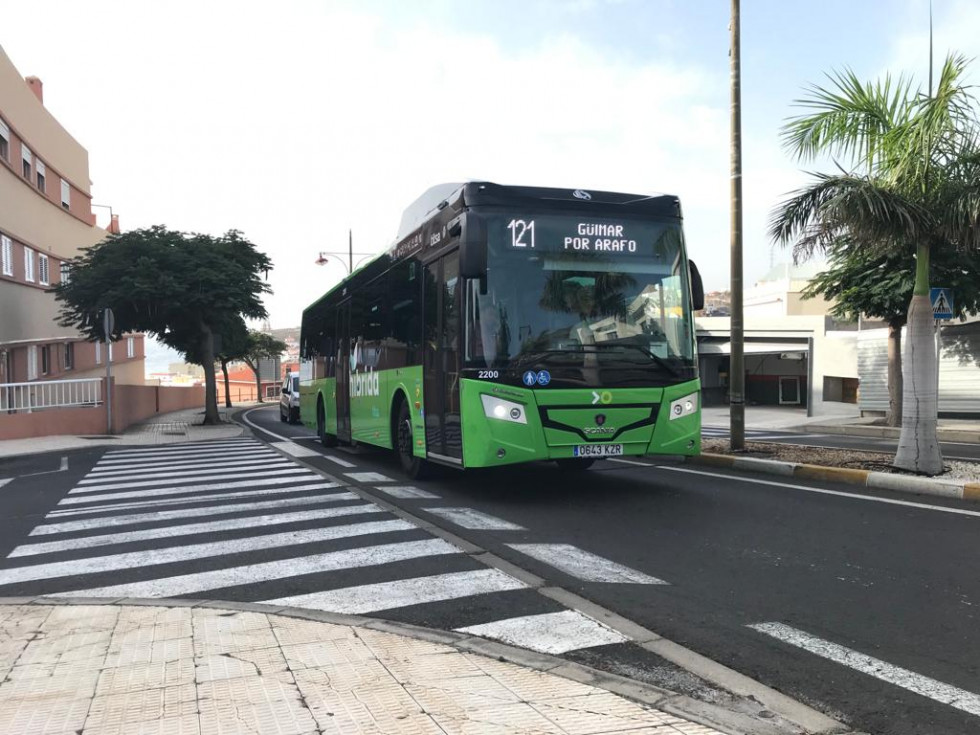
[[698, 341, 808, 355]]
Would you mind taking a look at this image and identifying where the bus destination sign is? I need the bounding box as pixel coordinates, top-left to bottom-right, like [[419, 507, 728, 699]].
[[506, 217, 640, 253]]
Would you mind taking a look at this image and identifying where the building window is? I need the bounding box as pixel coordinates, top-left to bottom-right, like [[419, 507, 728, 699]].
[[38, 254, 49, 285], [95, 341, 102, 364], [1, 235, 11, 277], [35, 159, 45, 192], [108, 342, 113, 362], [126, 336, 135, 358], [64, 342, 74, 370], [60, 261, 70, 284], [24, 247, 35, 282], [21, 144, 31, 179], [0, 118, 8, 161], [27, 346, 38, 380], [41, 345, 51, 375], [60, 179, 70, 209]]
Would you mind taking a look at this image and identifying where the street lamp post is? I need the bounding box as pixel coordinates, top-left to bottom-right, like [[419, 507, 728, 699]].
[[729, 0, 745, 451]]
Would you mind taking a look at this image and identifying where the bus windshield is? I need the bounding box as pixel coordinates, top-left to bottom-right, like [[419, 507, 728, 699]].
[[464, 213, 695, 383]]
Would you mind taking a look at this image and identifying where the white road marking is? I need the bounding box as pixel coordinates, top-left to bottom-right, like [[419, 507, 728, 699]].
[[34, 492, 357, 533], [70, 468, 311, 494], [749, 622, 980, 717], [345, 471, 392, 483], [241, 407, 290, 442], [56, 539, 460, 599], [376, 485, 439, 499], [57, 476, 326, 506], [456, 610, 628, 654], [105, 440, 258, 457], [426, 507, 524, 531], [507, 543, 668, 584], [323, 455, 356, 468], [269, 441, 321, 458], [49, 483, 345, 516], [0, 519, 415, 585], [79, 460, 294, 484], [90, 451, 278, 471], [608, 458, 651, 467], [0, 479, 11, 489], [264, 569, 526, 614], [12, 505, 385, 557], [659, 466, 980, 519], [96, 447, 268, 464]]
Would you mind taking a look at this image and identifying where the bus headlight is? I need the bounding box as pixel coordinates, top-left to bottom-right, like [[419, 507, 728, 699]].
[[481, 395, 528, 424], [669, 393, 698, 420]]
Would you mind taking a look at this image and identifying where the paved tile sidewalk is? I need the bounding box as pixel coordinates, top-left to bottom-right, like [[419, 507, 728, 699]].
[[0, 603, 723, 735], [0, 404, 258, 459]]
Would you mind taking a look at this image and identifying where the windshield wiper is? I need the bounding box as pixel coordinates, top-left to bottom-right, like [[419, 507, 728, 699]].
[[591, 343, 681, 376]]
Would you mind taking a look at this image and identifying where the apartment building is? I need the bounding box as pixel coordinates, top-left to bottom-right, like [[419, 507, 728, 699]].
[[0, 45, 144, 388]]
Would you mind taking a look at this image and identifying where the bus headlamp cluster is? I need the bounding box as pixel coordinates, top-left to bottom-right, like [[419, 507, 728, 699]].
[[669, 393, 698, 420], [480, 395, 527, 424]]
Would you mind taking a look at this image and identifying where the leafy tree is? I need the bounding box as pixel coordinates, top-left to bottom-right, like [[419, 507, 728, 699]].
[[802, 240, 980, 426], [770, 55, 980, 474], [180, 315, 249, 408], [240, 330, 287, 403], [54, 227, 272, 424]]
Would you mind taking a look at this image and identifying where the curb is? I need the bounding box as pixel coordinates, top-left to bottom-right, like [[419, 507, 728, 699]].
[[805, 424, 980, 444], [689, 453, 980, 503], [0, 596, 853, 735]]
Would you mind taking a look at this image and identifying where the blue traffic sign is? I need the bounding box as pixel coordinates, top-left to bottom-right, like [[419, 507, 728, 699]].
[[536, 370, 551, 386], [522, 370, 538, 387], [930, 287, 953, 320]]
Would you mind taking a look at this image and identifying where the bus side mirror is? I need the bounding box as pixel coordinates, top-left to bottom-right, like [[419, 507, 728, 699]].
[[459, 212, 487, 279], [689, 259, 705, 311]]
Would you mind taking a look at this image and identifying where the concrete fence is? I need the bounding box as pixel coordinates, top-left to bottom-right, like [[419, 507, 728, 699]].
[[0, 378, 206, 440]]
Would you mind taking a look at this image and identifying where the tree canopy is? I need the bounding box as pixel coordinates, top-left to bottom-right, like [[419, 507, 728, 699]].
[[53, 226, 272, 424]]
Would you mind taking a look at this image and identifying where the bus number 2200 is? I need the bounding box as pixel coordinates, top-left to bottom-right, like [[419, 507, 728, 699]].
[[478, 370, 499, 379]]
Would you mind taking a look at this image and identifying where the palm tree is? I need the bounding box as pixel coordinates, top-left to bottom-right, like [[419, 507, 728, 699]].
[[770, 54, 980, 475]]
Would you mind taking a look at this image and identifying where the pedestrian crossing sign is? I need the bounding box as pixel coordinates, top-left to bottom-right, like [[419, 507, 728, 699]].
[[930, 287, 953, 320]]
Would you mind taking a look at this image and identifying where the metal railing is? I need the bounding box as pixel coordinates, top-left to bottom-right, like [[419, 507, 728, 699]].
[[0, 378, 103, 413]]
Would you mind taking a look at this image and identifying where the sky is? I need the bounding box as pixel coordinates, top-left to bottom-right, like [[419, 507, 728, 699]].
[[3, 0, 979, 351]]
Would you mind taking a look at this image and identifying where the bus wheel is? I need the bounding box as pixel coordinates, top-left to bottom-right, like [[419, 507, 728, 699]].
[[396, 400, 428, 479], [555, 458, 595, 471], [317, 400, 337, 448]]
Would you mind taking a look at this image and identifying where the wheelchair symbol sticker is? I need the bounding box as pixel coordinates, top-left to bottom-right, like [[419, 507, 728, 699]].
[[536, 370, 551, 386]]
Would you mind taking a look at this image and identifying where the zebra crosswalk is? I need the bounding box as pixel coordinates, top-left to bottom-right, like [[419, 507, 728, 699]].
[[0, 438, 664, 656]]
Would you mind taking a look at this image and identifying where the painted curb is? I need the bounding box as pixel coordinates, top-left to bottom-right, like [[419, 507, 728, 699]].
[[690, 453, 979, 503], [0, 596, 847, 735]]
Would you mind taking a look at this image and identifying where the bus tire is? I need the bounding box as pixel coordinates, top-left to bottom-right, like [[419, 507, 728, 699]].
[[555, 458, 595, 471], [396, 399, 428, 479], [317, 398, 338, 448]]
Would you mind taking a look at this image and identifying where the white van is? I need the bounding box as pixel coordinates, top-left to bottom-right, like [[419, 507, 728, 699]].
[[279, 374, 300, 423]]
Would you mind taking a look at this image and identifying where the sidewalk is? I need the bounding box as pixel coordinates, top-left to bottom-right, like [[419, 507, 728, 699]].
[[0, 403, 258, 459], [702, 405, 980, 443], [0, 599, 730, 735]]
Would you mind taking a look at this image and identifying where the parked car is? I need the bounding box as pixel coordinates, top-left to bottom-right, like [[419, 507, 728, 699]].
[[279, 374, 300, 423]]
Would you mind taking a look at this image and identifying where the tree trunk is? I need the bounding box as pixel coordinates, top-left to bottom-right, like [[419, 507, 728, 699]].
[[199, 323, 220, 425], [894, 294, 943, 474], [246, 360, 263, 403], [221, 359, 232, 408], [886, 321, 903, 427]]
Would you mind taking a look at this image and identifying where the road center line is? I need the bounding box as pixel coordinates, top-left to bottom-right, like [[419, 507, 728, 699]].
[[658, 466, 980, 519], [749, 622, 980, 717]]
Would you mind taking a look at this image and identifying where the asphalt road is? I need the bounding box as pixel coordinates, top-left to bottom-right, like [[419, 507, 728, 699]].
[[0, 411, 978, 735], [240, 407, 980, 735], [703, 425, 980, 462]]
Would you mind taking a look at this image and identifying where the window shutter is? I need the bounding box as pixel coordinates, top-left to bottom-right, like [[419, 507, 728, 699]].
[[27, 346, 38, 380], [60, 179, 70, 207], [39, 254, 49, 285], [21, 145, 31, 164], [1, 236, 11, 277], [35, 159, 45, 176], [0, 118, 8, 140], [24, 248, 35, 282], [95, 341, 101, 364]]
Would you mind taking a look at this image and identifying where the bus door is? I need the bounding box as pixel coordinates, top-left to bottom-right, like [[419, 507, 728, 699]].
[[336, 300, 352, 442], [423, 251, 462, 462]]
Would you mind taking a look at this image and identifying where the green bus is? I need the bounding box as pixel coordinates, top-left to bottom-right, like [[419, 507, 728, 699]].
[[299, 182, 704, 478]]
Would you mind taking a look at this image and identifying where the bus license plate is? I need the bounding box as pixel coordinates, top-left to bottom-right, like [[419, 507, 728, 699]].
[[573, 444, 623, 458]]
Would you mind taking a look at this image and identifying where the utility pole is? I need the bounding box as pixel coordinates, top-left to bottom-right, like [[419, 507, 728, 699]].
[[729, 0, 745, 450]]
